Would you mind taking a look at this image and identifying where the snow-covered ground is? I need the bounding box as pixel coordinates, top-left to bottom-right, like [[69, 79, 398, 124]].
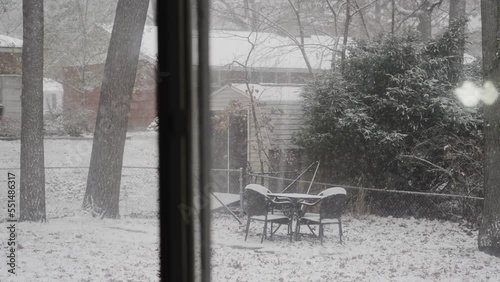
[[211, 213, 500, 282], [2, 132, 500, 281], [0, 132, 159, 281]]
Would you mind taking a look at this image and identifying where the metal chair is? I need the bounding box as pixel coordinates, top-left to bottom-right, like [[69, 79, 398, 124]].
[[297, 187, 347, 244], [244, 184, 292, 243]]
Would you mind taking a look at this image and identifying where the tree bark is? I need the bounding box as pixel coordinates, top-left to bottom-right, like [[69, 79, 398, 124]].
[[448, 0, 466, 84], [83, 0, 149, 218], [340, 0, 351, 73], [394, 0, 442, 40], [288, 0, 314, 75], [478, 0, 500, 257], [20, 0, 46, 222]]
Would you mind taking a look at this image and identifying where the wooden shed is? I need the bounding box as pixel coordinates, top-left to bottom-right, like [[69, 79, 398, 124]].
[[210, 83, 304, 174]]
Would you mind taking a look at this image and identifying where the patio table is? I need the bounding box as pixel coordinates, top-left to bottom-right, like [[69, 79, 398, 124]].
[[267, 193, 323, 241]]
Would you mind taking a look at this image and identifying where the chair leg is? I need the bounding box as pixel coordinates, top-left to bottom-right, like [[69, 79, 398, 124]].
[[320, 224, 324, 245], [294, 219, 301, 241], [339, 220, 343, 244], [270, 224, 282, 238], [261, 221, 267, 243], [307, 224, 317, 237], [245, 217, 251, 241]]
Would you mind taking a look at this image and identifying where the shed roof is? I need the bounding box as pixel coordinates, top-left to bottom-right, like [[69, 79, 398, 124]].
[[99, 24, 157, 63]]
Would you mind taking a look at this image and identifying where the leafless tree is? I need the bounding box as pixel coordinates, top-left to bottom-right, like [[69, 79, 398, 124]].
[[394, 0, 443, 40]]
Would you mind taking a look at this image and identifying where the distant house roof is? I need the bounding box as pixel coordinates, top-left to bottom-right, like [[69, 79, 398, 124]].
[[100, 24, 157, 63], [207, 30, 341, 70]]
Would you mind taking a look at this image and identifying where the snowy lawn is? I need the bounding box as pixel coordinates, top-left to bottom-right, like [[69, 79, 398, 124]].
[[0, 132, 159, 281], [211, 213, 500, 282]]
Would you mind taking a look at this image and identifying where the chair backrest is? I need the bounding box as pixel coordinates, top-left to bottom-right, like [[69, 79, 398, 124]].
[[245, 184, 271, 195], [245, 184, 270, 217], [318, 187, 347, 197], [319, 191, 347, 220]]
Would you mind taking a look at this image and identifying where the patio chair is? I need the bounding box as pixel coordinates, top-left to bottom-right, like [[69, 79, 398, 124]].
[[244, 184, 292, 243], [296, 187, 347, 244]]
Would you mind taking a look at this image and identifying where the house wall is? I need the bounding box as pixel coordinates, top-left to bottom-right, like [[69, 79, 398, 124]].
[[0, 76, 68, 121], [0, 75, 22, 121]]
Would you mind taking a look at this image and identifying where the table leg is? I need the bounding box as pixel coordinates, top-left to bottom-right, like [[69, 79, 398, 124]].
[[293, 201, 300, 241]]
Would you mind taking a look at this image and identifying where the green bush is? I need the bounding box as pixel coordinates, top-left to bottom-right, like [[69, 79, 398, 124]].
[[295, 26, 483, 202]]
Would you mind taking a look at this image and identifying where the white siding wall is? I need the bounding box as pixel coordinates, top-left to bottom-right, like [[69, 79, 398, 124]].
[[0, 75, 22, 121], [210, 85, 304, 175]]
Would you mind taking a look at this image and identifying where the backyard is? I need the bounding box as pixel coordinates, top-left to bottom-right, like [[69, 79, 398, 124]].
[[0, 132, 159, 281], [211, 212, 500, 282], [1, 132, 499, 281]]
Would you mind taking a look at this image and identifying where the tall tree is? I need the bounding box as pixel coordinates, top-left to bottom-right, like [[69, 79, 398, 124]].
[[83, 0, 149, 218], [448, 0, 466, 84], [20, 0, 46, 222], [478, 0, 500, 257]]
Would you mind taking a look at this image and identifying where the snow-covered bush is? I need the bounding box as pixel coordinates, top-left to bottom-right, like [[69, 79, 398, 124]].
[[0, 118, 20, 137], [62, 108, 95, 137], [295, 26, 482, 221], [147, 117, 158, 131]]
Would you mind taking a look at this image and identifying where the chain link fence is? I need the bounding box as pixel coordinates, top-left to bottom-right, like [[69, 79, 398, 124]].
[[246, 173, 483, 227], [0, 166, 159, 220]]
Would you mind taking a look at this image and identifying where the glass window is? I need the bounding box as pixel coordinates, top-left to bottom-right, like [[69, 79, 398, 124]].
[[207, 0, 494, 281], [261, 71, 276, 83]]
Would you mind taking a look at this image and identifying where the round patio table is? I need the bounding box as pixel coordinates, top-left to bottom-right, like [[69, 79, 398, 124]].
[[267, 193, 323, 241]]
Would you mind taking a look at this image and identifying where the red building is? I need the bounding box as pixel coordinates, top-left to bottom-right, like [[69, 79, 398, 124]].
[[62, 26, 157, 130]]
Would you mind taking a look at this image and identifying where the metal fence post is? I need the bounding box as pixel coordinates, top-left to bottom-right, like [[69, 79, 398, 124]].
[[239, 167, 244, 216]]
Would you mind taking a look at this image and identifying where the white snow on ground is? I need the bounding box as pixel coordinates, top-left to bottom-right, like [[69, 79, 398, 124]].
[[2, 132, 500, 281], [0, 132, 159, 281], [211, 213, 500, 282]]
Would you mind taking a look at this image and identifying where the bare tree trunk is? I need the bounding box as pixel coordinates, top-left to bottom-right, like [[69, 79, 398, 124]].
[[83, 0, 149, 218], [478, 0, 500, 257], [375, 0, 381, 27], [340, 0, 351, 73], [20, 0, 46, 222], [391, 0, 395, 34], [416, 5, 432, 40], [288, 0, 314, 75], [394, 0, 442, 40], [448, 0, 466, 84]]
